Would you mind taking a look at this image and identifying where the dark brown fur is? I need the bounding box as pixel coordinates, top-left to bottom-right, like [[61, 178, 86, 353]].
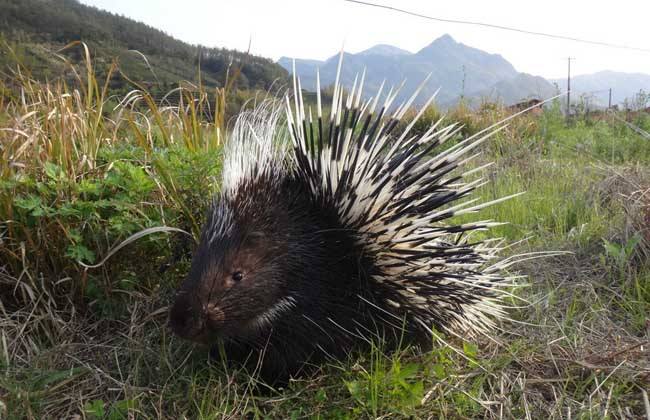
[[169, 174, 410, 383]]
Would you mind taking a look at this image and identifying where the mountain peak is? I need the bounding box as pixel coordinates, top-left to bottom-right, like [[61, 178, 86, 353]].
[[357, 44, 411, 57], [416, 34, 462, 56], [278, 34, 544, 106], [417, 34, 457, 50], [433, 34, 456, 45]]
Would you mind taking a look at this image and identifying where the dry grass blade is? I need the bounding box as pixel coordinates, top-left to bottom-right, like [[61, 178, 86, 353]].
[[78, 226, 194, 270]]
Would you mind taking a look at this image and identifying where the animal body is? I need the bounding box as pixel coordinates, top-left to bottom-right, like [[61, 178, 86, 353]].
[[169, 61, 520, 382]]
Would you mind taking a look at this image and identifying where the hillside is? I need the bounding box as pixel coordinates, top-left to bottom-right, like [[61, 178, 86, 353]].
[[279, 35, 556, 106], [0, 0, 289, 98], [550, 71, 650, 107], [466, 73, 559, 106]]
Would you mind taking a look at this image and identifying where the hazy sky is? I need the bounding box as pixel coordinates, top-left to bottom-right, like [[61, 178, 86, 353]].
[[79, 0, 650, 79]]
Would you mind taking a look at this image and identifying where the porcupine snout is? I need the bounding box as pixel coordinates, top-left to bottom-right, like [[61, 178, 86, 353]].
[[169, 291, 207, 341]]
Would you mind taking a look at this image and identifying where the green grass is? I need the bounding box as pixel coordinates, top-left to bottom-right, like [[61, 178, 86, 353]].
[[1, 50, 649, 419]]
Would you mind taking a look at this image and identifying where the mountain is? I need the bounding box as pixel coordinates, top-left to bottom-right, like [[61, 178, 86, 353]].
[[0, 0, 288, 97], [469, 73, 559, 106], [550, 71, 650, 107], [357, 44, 411, 57], [5, 1, 646, 111], [279, 35, 553, 107]]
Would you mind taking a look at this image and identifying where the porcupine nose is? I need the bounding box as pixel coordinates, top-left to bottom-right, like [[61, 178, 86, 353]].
[[169, 293, 203, 338]]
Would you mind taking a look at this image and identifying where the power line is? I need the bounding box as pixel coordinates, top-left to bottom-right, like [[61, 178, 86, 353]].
[[344, 0, 650, 53], [566, 57, 573, 120], [609, 111, 650, 140]]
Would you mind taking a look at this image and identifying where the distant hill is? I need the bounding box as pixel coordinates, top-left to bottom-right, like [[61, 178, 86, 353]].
[[550, 71, 650, 107], [357, 44, 411, 57], [467, 73, 559, 106], [0, 0, 288, 98], [279, 35, 556, 107], [5, 1, 648, 112]]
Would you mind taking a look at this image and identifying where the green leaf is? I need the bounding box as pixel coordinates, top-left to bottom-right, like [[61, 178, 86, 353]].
[[44, 162, 62, 180], [624, 235, 641, 256], [345, 380, 362, 400], [289, 409, 303, 420], [403, 380, 424, 408], [58, 203, 82, 218], [30, 204, 51, 217], [463, 342, 478, 359], [432, 363, 446, 379], [79, 179, 102, 196], [68, 228, 82, 243], [315, 388, 328, 402], [0, 178, 19, 190], [15, 195, 52, 217], [33, 367, 86, 390], [14, 195, 42, 210], [602, 239, 622, 259], [108, 399, 135, 420], [84, 399, 105, 418], [397, 363, 420, 381], [66, 244, 96, 264]]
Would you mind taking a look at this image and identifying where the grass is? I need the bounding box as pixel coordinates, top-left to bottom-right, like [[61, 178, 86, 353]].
[[1, 47, 649, 418]]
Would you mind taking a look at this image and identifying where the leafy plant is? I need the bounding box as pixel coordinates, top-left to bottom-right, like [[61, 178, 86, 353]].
[[602, 234, 641, 275], [344, 347, 425, 417], [84, 399, 136, 420]]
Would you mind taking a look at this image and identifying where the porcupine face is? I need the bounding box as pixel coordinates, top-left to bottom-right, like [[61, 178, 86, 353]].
[[168, 183, 293, 343]]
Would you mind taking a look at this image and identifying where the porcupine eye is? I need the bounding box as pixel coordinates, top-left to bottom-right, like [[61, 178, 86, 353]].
[[232, 271, 243, 282]]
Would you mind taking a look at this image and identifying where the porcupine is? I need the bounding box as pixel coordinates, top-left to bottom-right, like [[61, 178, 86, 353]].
[[169, 60, 522, 383]]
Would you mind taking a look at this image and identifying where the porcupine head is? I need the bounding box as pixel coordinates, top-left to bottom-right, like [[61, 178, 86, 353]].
[[169, 66, 518, 383]]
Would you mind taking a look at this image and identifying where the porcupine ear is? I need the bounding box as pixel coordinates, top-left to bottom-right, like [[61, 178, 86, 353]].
[[285, 52, 564, 338], [242, 231, 267, 249]]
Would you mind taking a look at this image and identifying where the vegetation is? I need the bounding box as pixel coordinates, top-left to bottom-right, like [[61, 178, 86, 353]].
[[1, 41, 649, 418], [0, 0, 289, 116]]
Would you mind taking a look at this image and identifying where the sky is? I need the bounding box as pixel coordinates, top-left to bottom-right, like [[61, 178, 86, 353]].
[[78, 0, 650, 79]]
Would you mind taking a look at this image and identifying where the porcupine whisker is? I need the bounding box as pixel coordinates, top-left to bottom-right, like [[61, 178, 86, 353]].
[[326, 317, 372, 345], [351, 319, 383, 343], [356, 295, 404, 322], [252, 296, 297, 329], [302, 315, 335, 343]]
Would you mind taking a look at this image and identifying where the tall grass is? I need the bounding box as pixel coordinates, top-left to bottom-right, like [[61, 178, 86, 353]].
[[0, 42, 228, 364]]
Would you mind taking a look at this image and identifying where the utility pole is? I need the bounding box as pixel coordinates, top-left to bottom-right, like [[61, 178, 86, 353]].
[[608, 88, 612, 109], [566, 57, 574, 122]]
